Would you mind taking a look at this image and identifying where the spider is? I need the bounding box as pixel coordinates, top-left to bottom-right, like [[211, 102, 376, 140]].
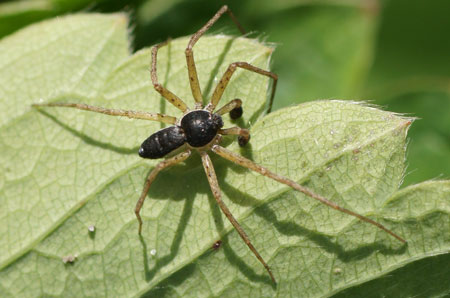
[[33, 5, 406, 284]]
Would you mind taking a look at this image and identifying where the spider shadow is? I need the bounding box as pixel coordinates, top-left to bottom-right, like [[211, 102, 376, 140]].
[[138, 164, 199, 283], [206, 191, 275, 286], [137, 154, 276, 287], [35, 109, 138, 155], [187, 158, 274, 285], [201, 36, 235, 100], [138, 157, 233, 283], [215, 176, 407, 273], [254, 203, 408, 262]]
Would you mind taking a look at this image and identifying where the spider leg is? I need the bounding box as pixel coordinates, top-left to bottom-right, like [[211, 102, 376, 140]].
[[32, 102, 177, 124], [208, 62, 278, 113], [186, 5, 245, 109], [212, 145, 407, 243], [135, 150, 191, 234], [200, 152, 276, 284], [216, 98, 243, 119], [151, 41, 189, 112], [219, 127, 250, 147]]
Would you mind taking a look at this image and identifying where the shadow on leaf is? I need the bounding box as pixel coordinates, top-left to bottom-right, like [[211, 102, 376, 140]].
[[36, 109, 138, 155]]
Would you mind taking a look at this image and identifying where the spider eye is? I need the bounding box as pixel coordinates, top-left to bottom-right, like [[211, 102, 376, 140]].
[[138, 147, 145, 157]]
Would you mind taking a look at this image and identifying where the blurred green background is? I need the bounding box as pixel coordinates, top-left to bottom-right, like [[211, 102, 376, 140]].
[[1, 0, 448, 187]]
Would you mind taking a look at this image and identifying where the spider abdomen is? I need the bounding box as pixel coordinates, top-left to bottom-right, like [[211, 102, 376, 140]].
[[181, 110, 223, 147], [139, 126, 186, 159]]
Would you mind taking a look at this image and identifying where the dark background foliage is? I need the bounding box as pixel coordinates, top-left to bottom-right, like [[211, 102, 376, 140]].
[[1, 0, 448, 186]]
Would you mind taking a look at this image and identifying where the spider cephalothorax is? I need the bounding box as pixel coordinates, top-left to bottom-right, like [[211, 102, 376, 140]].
[[33, 5, 405, 284], [181, 110, 224, 147]]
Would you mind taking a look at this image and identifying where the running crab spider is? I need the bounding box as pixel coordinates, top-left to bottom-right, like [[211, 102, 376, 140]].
[[33, 5, 406, 284]]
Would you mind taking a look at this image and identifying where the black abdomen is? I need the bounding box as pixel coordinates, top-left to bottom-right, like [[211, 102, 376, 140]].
[[139, 126, 186, 159]]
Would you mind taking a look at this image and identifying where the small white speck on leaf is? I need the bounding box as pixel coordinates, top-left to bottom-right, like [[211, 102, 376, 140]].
[[150, 249, 157, 256], [62, 254, 78, 264], [88, 225, 95, 232]]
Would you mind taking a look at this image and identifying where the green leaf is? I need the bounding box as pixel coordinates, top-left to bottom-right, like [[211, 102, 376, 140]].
[[1, 13, 449, 298], [0, 0, 102, 39]]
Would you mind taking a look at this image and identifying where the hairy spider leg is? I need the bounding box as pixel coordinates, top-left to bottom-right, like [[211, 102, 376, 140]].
[[151, 41, 189, 112], [212, 145, 407, 243], [186, 5, 246, 109], [208, 62, 278, 113], [200, 152, 276, 283], [135, 150, 192, 234], [32, 102, 177, 124]]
